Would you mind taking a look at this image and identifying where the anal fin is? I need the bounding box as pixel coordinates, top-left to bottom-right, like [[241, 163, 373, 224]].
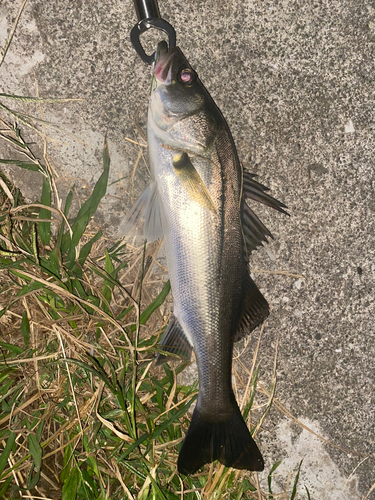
[[235, 274, 270, 342], [156, 314, 193, 364]]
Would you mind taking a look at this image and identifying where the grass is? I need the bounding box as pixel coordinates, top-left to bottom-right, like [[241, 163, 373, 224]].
[[0, 119, 313, 499]]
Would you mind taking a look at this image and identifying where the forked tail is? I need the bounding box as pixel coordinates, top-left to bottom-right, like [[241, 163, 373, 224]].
[[177, 402, 264, 475]]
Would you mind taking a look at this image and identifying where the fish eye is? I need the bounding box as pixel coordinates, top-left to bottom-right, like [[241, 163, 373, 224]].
[[178, 68, 196, 86]]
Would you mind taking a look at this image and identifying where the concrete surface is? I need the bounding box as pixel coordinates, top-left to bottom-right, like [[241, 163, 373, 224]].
[[0, 0, 374, 497]]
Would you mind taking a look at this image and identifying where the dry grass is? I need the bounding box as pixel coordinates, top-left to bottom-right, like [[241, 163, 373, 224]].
[[0, 119, 318, 500]]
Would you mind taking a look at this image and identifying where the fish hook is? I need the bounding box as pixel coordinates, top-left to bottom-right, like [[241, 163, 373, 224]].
[[130, 0, 176, 65]]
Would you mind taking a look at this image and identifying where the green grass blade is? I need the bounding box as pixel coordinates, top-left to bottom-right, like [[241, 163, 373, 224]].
[[63, 358, 114, 390], [88, 260, 128, 297], [101, 249, 115, 310], [147, 472, 168, 500], [123, 461, 147, 481], [20, 311, 30, 348], [27, 433, 42, 489], [117, 304, 134, 321], [107, 240, 127, 263], [104, 248, 114, 275], [268, 460, 281, 498], [0, 342, 23, 355], [0, 432, 16, 478], [48, 248, 61, 275], [59, 188, 74, 253], [14, 278, 44, 296], [64, 141, 109, 270], [62, 465, 80, 500], [152, 393, 197, 441], [39, 252, 62, 279], [80, 468, 99, 500], [117, 433, 148, 461], [290, 459, 303, 500], [0, 477, 12, 497], [38, 176, 51, 245], [77, 230, 102, 267], [129, 280, 171, 332], [243, 365, 259, 421], [70, 139, 110, 248], [0, 258, 31, 271], [305, 485, 311, 500], [0, 133, 28, 149], [0, 158, 41, 172], [66, 240, 77, 270]]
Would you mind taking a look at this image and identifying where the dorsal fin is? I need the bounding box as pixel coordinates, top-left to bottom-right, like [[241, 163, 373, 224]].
[[243, 172, 288, 214], [241, 171, 288, 255]]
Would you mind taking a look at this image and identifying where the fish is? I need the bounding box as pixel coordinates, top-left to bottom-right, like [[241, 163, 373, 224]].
[[124, 41, 288, 475]]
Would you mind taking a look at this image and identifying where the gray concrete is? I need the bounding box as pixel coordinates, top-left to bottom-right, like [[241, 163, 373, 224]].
[[1, 0, 374, 497]]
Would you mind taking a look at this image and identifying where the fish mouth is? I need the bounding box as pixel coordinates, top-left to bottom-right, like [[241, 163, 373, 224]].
[[153, 41, 178, 84]]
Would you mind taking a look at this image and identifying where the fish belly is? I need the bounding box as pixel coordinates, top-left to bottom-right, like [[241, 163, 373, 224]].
[[149, 129, 244, 417]]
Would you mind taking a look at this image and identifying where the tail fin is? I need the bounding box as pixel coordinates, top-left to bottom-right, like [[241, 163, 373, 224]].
[[177, 403, 264, 475]]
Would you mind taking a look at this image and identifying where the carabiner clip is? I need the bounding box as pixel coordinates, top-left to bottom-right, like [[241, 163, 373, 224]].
[[130, 0, 176, 65]]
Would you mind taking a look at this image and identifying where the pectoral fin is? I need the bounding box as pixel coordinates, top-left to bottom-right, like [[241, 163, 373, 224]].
[[173, 152, 215, 212], [118, 181, 168, 241]]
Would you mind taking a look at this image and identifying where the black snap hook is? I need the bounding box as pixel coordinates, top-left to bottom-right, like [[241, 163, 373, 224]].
[[131, 0, 176, 65]]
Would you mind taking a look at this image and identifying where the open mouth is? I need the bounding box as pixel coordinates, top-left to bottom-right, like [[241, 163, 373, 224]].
[[153, 41, 177, 84]]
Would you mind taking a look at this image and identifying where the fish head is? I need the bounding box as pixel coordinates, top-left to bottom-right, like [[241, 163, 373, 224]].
[[149, 41, 218, 153]]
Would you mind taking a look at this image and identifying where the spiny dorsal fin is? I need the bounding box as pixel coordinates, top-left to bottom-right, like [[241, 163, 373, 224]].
[[241, 171, 288, 255], [243, 171, 288, 215]]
